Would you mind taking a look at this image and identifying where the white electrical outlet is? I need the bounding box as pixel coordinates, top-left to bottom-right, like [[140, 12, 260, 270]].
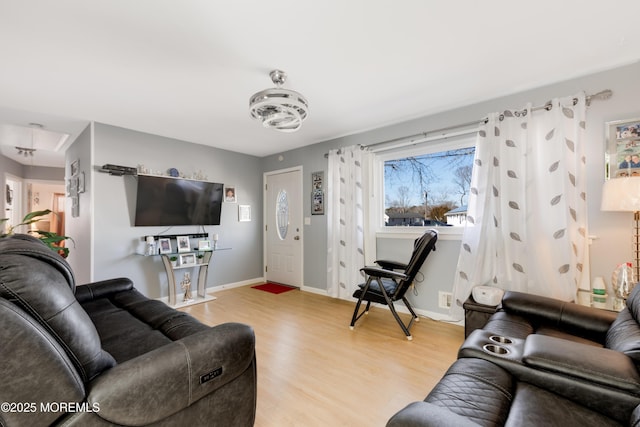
[[438, 291, 453, 309]]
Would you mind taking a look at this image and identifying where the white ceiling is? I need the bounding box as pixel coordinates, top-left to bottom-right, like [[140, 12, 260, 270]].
[[1, 1, 640, 167]]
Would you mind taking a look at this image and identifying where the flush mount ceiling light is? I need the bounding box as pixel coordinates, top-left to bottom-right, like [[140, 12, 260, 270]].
[[249, 70, 308, 133]]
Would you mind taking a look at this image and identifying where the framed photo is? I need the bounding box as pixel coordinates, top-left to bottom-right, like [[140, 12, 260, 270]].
[[198, 240, 212, 251], [312, 171, 324, 190], [158, 238, 172, 254], [224, 185, 237, 203], [312, 189, 324, 215], [605, 118, 640, 179], [179, 253, 196, 267], [177, 236, 191, 252], [239, 205, 251, 222], [70, 159, 80, 177]]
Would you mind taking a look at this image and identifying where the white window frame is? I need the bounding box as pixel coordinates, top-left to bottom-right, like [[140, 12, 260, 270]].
[[371, 133, 477, 241]]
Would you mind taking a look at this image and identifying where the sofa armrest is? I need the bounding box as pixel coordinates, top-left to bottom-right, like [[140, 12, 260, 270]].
[[86, 323, 255, 426], [502, 291, 617, 342], [387, 402, 480, 427], [74, 278, 134, 302], [523, 334, 640, 394]]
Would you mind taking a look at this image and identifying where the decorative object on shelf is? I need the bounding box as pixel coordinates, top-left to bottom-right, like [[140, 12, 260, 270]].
[[601, 176, 640, 283], [224, 185, 237, 203], [168, 167, 179, 177], [177, 235, 190, 252], [169, 256, 178, 267], [249, 69, 308, 133], [591, 276, 607, 298], [145, 236, 156, 256], [212, 233, 219, 250], [239, 205, 251, 222], [181, 272, 193, 302], [179, 253, 196, 267], [605, 117, 640, 179], [158, 238, 172, 254], [197, 254, 204, 264], [198, 240, 211, 251], [612, 262, 635, 300]]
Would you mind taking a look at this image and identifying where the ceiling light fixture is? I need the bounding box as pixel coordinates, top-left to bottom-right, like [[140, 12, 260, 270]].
[[249, 70, 308, 133]]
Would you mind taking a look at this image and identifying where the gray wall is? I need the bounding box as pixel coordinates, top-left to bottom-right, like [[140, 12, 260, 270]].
[[65, 124, 93, 284], [88, 123, 263, 298], [262, 60, 640, 316]]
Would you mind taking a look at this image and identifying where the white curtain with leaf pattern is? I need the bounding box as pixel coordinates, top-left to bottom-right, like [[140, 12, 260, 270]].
[[451, 92, 589, 318], [327, 145, 372, 300]]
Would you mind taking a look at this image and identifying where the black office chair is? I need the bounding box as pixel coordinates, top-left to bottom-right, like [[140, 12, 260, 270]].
[[349, 230, 438, 340]]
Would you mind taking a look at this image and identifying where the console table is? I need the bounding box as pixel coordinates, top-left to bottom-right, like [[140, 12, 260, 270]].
[[158, 248, 230, 306]]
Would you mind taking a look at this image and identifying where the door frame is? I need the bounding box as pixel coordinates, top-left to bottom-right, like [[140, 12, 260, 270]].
[[263, 165, 304, 287]]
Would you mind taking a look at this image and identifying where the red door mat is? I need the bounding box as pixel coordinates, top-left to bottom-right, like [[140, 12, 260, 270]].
[[251, 283, 298, 294]]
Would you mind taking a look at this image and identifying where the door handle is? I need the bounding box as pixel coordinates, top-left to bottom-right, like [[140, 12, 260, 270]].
[[294, 236, 300, 240]]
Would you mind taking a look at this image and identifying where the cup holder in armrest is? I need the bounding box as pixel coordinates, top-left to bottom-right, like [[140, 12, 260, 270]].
[[483, 343, 510, 355], [489, 336, 513, 344]]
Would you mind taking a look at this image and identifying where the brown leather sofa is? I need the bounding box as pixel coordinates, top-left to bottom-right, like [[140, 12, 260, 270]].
[[388, 287, 640, 426], [0, 234, 256, 426]]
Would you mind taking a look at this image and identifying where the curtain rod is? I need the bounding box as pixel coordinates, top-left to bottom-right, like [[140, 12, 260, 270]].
[[350, 89, 613, 154]]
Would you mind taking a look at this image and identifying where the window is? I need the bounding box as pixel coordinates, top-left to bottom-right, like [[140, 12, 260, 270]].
[[377, 136, 476, 229]]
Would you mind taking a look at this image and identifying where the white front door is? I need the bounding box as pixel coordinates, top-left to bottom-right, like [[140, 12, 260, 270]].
[[265, 168, 303, 287]]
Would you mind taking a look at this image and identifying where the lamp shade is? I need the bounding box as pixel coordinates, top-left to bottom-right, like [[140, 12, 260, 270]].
[[601, 177, 640, 211]]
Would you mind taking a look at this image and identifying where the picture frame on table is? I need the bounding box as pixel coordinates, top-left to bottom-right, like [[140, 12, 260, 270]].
[[198, 240, 212, 251], [177, 236, 191, 253], [179, 253, 196, 267], [605, 118, 640, 179], [158, 238, 172, 254]]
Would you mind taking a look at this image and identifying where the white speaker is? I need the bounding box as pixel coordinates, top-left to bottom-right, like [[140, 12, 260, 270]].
[[472, 286, 504, 306]]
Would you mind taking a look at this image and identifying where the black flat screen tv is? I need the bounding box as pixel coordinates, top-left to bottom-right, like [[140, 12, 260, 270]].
[[134, 175, 223, 226]]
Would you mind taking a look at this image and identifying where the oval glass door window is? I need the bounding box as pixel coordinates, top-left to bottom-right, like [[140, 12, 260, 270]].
[[276, 189, 289, 240]]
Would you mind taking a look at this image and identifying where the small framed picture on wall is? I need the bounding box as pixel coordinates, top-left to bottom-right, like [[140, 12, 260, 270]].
[[224, 186, 237, 203]]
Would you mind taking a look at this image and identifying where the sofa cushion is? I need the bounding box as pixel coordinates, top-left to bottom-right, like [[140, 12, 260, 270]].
[[0, 234, 115, 382], [80, 287, 209, 362], [606, 308, 640, 366], [423, 358, 514, 426], [504, 382, 622, 427]]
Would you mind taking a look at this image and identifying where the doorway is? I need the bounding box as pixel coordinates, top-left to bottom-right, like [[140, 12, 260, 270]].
[[264, 167, 303, 287]]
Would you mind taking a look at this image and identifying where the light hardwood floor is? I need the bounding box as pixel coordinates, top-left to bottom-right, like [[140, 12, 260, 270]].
[[181, 285, 465, 427]]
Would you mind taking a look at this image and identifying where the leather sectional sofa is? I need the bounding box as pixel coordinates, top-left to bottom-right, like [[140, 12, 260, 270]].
[[0, 234, 256, 427], [388, 287, 640, 426]]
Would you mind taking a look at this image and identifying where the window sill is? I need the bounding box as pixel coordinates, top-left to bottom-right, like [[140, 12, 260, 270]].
[[377, 227, 463, 241]]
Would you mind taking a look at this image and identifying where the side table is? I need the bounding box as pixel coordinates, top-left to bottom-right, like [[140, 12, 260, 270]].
[[463, 296, 500, 338]]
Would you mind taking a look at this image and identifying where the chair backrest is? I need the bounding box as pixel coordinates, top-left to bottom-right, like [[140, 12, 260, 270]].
[[394, 230, 438, 299], [0, 234, 115, 383]]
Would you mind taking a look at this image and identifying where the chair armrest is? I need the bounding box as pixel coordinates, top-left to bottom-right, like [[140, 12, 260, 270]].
[[523, 334, 640, 394], [360, 266, 407, 281], [375, 259, 407, 271], [502, 291, 617, 342], [86, 323, 255, 426], [75, 278, 134, 303]]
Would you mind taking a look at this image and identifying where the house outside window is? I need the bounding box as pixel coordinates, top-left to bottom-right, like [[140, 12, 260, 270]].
[[376, 136, 476, 230]]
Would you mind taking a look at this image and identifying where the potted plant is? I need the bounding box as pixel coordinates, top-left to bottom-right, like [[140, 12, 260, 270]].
[[1, 209, 73, 257], [169, 256, 178, 267], [197, 253, 204, 264]]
